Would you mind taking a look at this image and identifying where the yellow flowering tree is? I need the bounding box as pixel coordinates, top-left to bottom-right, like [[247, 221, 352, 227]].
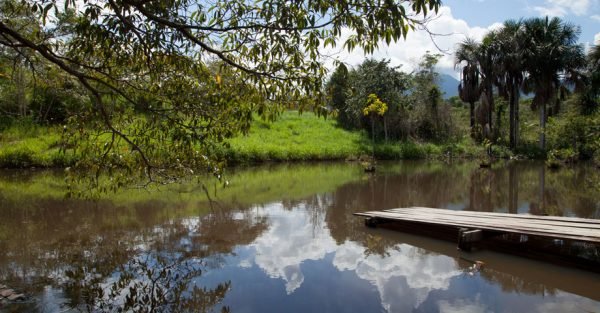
[[363, 94, 388, 117], [363, 94, 388, 161]]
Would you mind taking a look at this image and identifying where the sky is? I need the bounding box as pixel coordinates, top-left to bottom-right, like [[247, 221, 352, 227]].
[[328, 0, 600, 78]]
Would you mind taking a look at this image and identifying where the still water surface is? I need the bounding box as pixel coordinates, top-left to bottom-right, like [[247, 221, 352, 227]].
[[0, 161, 599, 312]]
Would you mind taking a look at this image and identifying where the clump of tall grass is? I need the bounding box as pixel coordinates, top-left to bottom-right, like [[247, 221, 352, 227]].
[[0, 119, 73, 168]]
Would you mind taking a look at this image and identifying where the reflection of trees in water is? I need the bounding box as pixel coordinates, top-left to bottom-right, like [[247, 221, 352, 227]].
[[326, 166, 470, 245], [320, 162, 600, 300], [281, 194, 332, 238], [192, 206, 269, 262], [65, 252, 231, 312], [462, 261, 557, 297], [0, 196, 272, 312], [507, 162, 600, 218], [322, 161, 599, 221]]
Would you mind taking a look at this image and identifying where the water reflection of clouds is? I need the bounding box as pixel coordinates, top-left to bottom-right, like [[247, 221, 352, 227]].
[[532, 291, 600, 313], [429, 283, 600, 313], [437, 298, 492, 313], [247, 202, 462, 309], [333, 240, 462, 311], [249, 202, 337, 294]]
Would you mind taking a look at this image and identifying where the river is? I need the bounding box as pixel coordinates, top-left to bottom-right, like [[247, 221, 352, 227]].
[[0, 161, 599, 312]]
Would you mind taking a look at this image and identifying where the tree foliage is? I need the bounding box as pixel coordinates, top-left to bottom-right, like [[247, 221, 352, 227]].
[[409, 52, 453, 141], [325, 54, 454, 143], [455, 38, 480, 131], [0, 0, 441, 189], [495, 20, 525, 149], [579, 45, 600, 114], [345, 59, 411, 140], [325, 64, 351, 127], [521, 17, 585, 150]]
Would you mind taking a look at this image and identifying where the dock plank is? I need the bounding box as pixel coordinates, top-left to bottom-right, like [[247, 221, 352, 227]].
[[354, 207, 600, 244], [389, 207, 600, 225], [383, 207, 600, 231], [379, 211, 600, 234], [355, 212, 600, 242]]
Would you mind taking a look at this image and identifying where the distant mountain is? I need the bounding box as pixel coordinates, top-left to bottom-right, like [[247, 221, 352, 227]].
[[438, 74, 459, 99]]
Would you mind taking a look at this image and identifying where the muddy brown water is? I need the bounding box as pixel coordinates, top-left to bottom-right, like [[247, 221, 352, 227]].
[[0, 161, 599, 312]]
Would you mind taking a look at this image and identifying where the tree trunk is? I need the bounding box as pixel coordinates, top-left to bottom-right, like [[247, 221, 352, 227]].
[[496, 104, 502, 137], [509, 85, 515, 150], [469, 101, 475, 129], [539, 102, 546, 151], [383, 116, 388, 143], [509, 80, 521, 151], [371, 116, 375, 160], [514, 84, 520, 149], [486, 82, 494, 140], [15, 66, 27, 117]]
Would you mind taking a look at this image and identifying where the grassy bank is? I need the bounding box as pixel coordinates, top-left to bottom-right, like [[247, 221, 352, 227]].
[[0, 111, 485, 168], [0, 119, 77, 168], [221, 111, 483, 164]]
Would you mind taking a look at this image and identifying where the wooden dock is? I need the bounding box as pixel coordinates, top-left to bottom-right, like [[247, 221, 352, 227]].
[[354, 207, 600, 251]]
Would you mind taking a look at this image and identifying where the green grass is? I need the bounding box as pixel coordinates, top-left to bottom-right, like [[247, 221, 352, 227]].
[[223, 110, 483, 163], [223, 111, 364, 162], [0, 120, 77, 168], [0, 110, 485, 168]]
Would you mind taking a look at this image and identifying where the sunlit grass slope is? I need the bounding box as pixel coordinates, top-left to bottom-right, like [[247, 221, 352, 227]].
[[224, 110, 482, 163], [0, 120, 76, 168], [224, 111, 364, 162]]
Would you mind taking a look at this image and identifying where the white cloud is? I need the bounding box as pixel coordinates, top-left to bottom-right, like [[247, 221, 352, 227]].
[[533, 0, 591, 17], [323, 6, 501, 78], [595, 32, 600, 44], [591, 15, 600, 21], [533, 5, 567, 17]]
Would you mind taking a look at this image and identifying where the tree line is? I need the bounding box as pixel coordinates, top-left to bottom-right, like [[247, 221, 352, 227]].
[[323, 16, 599, 161], [455, 17, 599, 153]]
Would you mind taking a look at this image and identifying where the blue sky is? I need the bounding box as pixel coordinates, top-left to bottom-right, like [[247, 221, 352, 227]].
[[328, 0, 600, 77], [444, 0, 599, 44]]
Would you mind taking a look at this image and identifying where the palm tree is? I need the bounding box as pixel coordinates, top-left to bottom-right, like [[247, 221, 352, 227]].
[[478, 32, 501, 140], [455, 38, 481, 132], [496, 20, 525, 150], [590, 45, 600, 66], [580, 45, 600, 114], [521, 17, 586, 151]]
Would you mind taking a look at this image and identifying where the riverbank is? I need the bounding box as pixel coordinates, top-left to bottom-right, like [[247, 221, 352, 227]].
[[0, 111, 487, 169], [220, 111, 485, 164]]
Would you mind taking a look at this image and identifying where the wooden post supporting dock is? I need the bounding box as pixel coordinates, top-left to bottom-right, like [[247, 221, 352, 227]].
[[457, 229, 483, 251]]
